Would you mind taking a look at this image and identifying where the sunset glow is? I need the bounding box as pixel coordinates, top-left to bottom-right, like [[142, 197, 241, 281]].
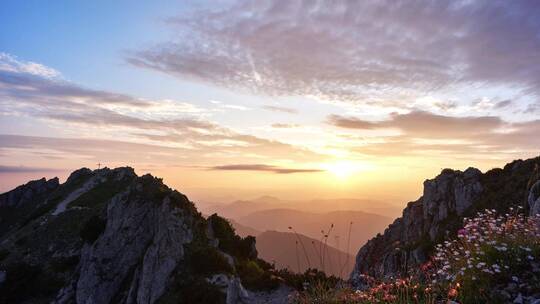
[[1, 1, 539, 207]]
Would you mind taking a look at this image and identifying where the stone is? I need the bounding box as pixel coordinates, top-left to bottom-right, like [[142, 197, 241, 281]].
[[227, 277, 251, 304], [69, 176, 195, 304], [208, 274, 230, 288], [351, 157, 540, 285], [528, 180, 540, 216]]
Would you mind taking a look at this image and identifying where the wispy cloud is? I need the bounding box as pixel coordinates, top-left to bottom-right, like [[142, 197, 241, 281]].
[[0, 165, 63, 173], [262, 105, 298, 114], [328, 111, 540, 157], [271, 123, 300, 129], [0, 54, 322, 166], [210, 164, 323, 174], [127, 0, 540, 109]]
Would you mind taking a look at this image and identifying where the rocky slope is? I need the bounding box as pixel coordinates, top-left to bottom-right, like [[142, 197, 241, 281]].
[[0, 167, 291, 304], [351, 156, 540, 286]]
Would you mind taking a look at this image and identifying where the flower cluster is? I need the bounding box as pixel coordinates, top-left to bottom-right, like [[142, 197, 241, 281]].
[[427, 208, 540, 302], [290, 208, 540, 303], [339, 274, 435, 303]]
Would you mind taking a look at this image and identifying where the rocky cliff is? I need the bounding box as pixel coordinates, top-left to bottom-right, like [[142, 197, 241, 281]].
[[0, 167, 291, 304], [351, 156, 540, 286]]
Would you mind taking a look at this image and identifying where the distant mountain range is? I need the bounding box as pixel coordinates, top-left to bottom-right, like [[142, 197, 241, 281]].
[[255, 230, 355, 278], [199, 196, 402, 219], [235, 208, 392, 252]]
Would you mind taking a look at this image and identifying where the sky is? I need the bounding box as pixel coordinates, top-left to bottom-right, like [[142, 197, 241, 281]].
[[1, 0, 539, 205]]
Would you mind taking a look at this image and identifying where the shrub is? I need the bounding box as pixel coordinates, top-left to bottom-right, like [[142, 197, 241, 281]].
[[236, 259, 279, 291], [79, 215, 106, 243], [208, 214, 256, 259], [187, 246, 233, 276]]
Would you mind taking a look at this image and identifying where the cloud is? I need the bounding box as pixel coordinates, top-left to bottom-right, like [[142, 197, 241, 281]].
[[127, 1, 540, 106], [271, 123, 300, 128], [494, 100, 513, 109], [327, 115, 378, 130], [210, 164, 323, 174], [328, 111, 504, 138], [262, 105, 298, 114], [0, 165, 63, 173], [0, 53, 60, 79], [0, 54, 322, 164], [328, 110, 540, 157]]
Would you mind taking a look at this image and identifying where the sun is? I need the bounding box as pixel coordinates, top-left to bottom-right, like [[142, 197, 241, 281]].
[[323, 161, 358, 179]]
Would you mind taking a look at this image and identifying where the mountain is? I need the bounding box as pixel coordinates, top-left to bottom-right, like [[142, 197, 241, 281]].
[[350, 156, 540, 286], [228, 218, 262, 237], [237, 208, 392, 252], [255, 231, 355, 278], [0, 167, 291, 304], [201, 196, 401, 219]]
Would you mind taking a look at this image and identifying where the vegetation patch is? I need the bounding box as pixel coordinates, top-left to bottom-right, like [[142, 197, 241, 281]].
[[208, 214, 256, 259], [292, 209, 540, 304], [236, 258, 280, 291], [71, 178, 132, 210], [80, 215, 106, 244], [0, 262, 64, 303], [186, 246, 233, 276], [159, 277, 226, 304]]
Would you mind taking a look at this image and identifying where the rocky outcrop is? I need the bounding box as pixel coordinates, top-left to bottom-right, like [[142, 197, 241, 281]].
[[0, 167, 291, 304], [64, 175, 196, 304], [0, 176, 59, 208], [422, 167, 483, 240], [528, 164, 540, 216], [351, 156, 540, 286]]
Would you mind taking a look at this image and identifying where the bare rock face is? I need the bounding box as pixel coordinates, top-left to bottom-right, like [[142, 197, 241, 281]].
[[423, 167, 483, 240], [529, 180, 540, 216], [71, 175, 195, 304], [351, 157, 540, 286]]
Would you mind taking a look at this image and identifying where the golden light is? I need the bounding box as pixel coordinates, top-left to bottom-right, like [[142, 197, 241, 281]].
[[323, 161, 359, 179]]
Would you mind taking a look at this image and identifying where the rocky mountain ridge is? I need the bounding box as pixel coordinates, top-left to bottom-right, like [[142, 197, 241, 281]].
[[351, 156, 540, 285], [0, 167, 291, 304]]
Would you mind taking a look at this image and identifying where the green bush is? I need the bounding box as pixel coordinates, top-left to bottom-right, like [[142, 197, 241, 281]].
[[236, 259, 279, 291], [208, 214, 257, 259], [79, 215, 106, 243], [187, 246, 233, 276]]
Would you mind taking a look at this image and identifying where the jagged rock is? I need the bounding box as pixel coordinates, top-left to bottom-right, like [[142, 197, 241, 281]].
[[227, 277, 251, 304], [0, 167, 291, 303], [423, 167, 483, 240], [73, 177, 195, 304], [208, 274, 231, 288], [351, 156, 540, 284], [65, 168, 93, 184], [0, 177, 59, 208], [528, 180, 540, 216]]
